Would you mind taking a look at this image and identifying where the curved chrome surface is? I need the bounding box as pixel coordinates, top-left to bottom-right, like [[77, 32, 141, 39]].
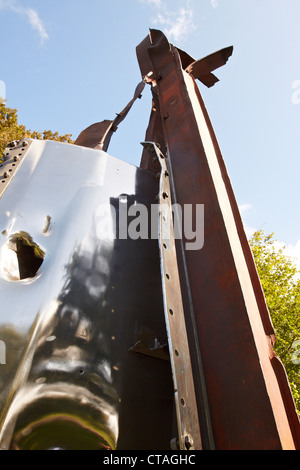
[[0, 139, 174, 450]]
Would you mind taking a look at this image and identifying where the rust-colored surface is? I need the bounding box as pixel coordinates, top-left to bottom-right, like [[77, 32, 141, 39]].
[[136, 29, 300, 450], [71, 29, 300, 450], [74, 120, 114, 150]]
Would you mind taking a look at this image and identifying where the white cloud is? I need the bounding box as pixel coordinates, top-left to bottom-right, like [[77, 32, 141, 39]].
[[0, 0, 49, 45], [275, 239, 300, 272], [0, 80, 6, 103], [239, 203, 256, 238], [210, 0, 219, 8], [239, 203, 252, 214], [140, 0, 163, 6], [140, 0, 197, 43], [239, 204, 300, 273], [25, 8, 49, 44], [162, 7, 196, 42]]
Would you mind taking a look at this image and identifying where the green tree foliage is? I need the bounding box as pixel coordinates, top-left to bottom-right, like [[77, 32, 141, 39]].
[[0, 102, 73, 156], [249, 230, 300, 413]]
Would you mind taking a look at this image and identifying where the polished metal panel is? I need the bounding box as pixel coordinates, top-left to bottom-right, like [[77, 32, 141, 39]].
[[0, 139, 174, 450]]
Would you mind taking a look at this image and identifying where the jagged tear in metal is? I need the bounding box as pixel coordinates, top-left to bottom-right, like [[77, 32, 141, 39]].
[[0, 29, 299, 450]]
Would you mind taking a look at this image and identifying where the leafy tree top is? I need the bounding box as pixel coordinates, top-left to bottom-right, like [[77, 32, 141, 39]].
[[249, 230, 300, 412], [0, 102, 73, 157]]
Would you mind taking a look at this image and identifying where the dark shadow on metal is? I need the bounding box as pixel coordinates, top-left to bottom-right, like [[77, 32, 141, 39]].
[[0, 152, 175, 450]]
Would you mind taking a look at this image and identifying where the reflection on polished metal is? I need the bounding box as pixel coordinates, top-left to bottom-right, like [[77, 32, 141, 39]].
[[0, 139, 174, 450]]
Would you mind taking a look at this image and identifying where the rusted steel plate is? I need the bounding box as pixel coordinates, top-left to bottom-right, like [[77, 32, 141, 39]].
[[74, 120, 114, 150], [185, 46, 233, 88], [137, 29, 300, 450]]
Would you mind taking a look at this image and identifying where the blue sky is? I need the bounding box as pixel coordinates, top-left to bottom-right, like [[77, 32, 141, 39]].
[[1, 0, 300, 266]]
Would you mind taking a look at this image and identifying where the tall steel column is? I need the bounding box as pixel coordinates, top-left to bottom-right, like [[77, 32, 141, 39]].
[[137, 29, 300, 450]]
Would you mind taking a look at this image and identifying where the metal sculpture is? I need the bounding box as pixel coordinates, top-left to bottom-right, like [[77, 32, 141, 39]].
[[0, 29, 299, 450]]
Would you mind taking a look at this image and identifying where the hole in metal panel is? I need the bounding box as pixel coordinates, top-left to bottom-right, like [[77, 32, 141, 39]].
[[0, 232, 45, 281]]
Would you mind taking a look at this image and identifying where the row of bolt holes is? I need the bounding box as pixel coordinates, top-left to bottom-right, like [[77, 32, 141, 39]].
[[0, 147, 26, 183], [0, 154, 24, 183], [162, 221, 186, 408], [157, 161, 189, 410], [160, 173, 184, 396], [157, 160, 187, 407], [1, 164, 16, 183]]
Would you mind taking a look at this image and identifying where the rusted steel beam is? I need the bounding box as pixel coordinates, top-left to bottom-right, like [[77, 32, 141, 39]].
[[137, 29, 300, 450]]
